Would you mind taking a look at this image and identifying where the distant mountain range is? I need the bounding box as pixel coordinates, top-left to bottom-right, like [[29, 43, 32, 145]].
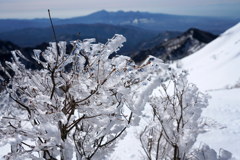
[[0, 24, 157, 55], [132, 28, 217, 62], [0, 10, 239, 33], [0, 10, 238, 57], [62, 10, 238, 33], [0, 23, 183, 56]]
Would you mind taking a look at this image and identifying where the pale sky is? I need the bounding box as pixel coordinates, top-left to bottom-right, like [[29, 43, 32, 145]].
[[0, 0, 240, 19]]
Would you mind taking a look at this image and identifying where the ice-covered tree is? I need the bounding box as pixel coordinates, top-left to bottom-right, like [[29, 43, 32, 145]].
[[140, 71, 209, 160], [0, 34, 169, 160], [139, 71, 233, 160]]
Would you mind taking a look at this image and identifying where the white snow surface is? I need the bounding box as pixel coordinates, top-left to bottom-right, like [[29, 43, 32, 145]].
[[181, 22, 240, 91], [195, 89, 240, 159], [111, 22, 240, 159], [181, 22, 240, 159]]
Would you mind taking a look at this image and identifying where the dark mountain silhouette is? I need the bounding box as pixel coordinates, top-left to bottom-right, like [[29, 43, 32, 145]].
[[138, 31, 181, 50], [132, 28, 218, 63], [0, 40, 46, 70], [0, 40, 21, 65]]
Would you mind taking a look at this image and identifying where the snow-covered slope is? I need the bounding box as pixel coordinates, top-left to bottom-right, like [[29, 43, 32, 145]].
[[181, 22, 240, 159], [181, 22, 240, 90]]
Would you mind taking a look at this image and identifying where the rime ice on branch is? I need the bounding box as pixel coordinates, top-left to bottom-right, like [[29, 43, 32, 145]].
[[0, 34, 169, 160]]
